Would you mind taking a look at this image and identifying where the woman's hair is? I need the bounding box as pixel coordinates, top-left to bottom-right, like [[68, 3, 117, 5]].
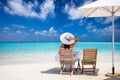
[[63, 44, 70, 49]]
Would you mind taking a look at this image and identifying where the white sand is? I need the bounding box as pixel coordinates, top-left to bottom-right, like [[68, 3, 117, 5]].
[[0, 55, 120, 80]]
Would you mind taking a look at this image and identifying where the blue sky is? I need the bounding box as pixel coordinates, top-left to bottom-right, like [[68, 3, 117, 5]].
[[0, 0, 120, 42]]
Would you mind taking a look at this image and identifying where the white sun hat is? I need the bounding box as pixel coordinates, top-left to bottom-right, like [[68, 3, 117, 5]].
[[60, 32, 75, 45]]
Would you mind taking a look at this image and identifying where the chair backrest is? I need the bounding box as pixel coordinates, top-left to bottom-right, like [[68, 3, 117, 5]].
[[83, 49, 97, 60], [59, 48, 74, 62]]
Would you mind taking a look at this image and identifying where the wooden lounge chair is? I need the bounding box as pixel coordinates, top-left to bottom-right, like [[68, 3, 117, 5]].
[[81, 49, 97, 74], [58, 48, 75, 75]]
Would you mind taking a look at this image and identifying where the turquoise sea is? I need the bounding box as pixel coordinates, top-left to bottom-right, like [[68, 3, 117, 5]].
[[0, 42, 120, 58]]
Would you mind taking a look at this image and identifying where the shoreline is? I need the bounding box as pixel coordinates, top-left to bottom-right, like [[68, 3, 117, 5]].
[[0, 54, 120, 65]]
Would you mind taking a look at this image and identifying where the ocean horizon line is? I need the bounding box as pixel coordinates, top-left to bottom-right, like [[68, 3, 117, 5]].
[[0, 41, 120, 43]]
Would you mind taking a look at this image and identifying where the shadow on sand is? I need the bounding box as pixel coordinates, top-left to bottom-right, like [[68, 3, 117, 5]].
[[40, 67, 99, 76], [40, 67, 60, 74]]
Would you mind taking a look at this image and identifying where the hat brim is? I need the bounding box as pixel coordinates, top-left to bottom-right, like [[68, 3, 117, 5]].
[[60, 32, 75, 45]]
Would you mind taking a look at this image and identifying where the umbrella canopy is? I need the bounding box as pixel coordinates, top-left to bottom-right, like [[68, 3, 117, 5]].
[[78, 0, 120, 76], [79, 0, 120, 17]]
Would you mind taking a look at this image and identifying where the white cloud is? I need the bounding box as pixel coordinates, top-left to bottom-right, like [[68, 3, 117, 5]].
[[1, 24, 29, 36], [35, 30, 47, 36], [16, 30, 22, 34], [81, 34, 87, 38], [89, 26, 112, 36], [103, 17, 112, 24], [34, 0, 39, 7], [64, 4, 83, 20], [3, 27, 10, 30], [94, 26, 113, 36], [12, 24, 26, 29], [94, 18, 104, 23], [115, 29, 120, 37], [29, 29, 34, 32], [101, 26, 112, 33], [83, 0, 94, 6], [86, 21, 112, 36], [15, 30, 28, 36], [0, 2, 2, 5], [64, 4, 69, 12], [103, 17, 119, 24], [35, 27, 59, 36], [0, 2, 3, 8], [39, 0, 55, 20], [4, 0, 55, 20], [4, 0, 38, 17], [95, 17, 119, 24], [79, 18, 88, 25], [86, 20, 119, 37], [64, 23, 74, 27], [3, 27, 10, 33], [86, 22, 96, 32], [49, 27, 57, 33], [9, 33, 15, 36]]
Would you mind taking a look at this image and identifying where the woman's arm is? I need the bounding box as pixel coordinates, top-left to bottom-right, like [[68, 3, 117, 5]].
[[70, 38, 79, 48], [58, 44, 64, 54], [73, 38, 79, 45]]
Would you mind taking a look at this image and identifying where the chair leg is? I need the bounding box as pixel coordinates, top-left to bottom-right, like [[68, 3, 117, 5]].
[[77, 59, 81, 70], [70, 64, 75, 75], [73, 64, 75, 74], [93, 65, 96, 73], [60, 65, 63, 74], [71, 70, 73, 75], [60, 69, 62, 74], [60, 64, 64, 74], [81, 64, 84, 74]]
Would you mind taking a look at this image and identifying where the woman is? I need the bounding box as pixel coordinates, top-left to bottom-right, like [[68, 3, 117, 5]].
[[58, 32, 80, 71]]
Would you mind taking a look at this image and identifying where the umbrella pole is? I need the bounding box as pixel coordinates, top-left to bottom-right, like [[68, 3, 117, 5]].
[[105, 8, 120, 77], [112, 12, 115, 75]]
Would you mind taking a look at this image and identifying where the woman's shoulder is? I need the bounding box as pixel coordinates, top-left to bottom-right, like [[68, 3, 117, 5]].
[[60, 48, 64, 50], [60, 47, 72, 50]]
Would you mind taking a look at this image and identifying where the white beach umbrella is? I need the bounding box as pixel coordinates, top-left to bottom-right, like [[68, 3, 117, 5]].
[[78, 0, 120, 77]]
